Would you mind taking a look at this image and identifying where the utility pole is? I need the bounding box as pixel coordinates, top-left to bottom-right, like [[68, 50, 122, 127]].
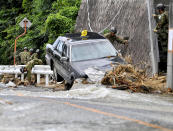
[[167, 1, 173, 89], [14, 21, 27, 65], [147, 0, 159, 75], [14, 17, 32, 65]]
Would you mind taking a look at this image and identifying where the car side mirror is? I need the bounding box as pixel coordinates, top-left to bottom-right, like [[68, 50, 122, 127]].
[[60, 57, 69, 62]]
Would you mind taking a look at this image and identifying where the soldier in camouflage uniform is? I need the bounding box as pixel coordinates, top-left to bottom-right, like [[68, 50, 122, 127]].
[[18, 47, 30, 65], [30, 49, 39, 60], [104, 27, 128, 44], [29, 48, 33, 58], [20, 49, 42, 83], [153, 3, 168, 72]]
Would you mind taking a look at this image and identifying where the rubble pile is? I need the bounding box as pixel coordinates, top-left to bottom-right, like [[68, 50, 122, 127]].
[[101, 64, 172, 94], [0, 74, 65, 90], [0, 74, 15, 84], [0, 74, 29, 87]]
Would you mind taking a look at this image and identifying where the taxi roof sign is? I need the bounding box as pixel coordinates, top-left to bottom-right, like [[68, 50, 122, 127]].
[[19, 17, 32, 28], [81, 30, 88, 37]]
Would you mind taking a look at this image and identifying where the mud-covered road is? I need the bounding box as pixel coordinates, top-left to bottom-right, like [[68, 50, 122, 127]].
[[0, 82, 173, 131]]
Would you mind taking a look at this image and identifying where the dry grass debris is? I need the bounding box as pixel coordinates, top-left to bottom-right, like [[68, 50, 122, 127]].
[[101, 64, 172, 94]]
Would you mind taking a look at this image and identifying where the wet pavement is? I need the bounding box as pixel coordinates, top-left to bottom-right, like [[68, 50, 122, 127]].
[[0, 81, 173, 131]]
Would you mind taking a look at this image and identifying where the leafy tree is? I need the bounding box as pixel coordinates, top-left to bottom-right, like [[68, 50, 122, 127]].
[[59, 6, 79, 20], [0, 0, 81, 64], [45, 13, 72, 42]]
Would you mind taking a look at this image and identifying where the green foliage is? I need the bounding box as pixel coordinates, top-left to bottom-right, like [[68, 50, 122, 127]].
[[22, 0, 33, 12], [32, 0, 56, 15], [59, 6, 79, 20], [0, 0, 23, 9], [60, 0, 77, 7], [0, 0, 81, 64], [45, 13, 72, 42]]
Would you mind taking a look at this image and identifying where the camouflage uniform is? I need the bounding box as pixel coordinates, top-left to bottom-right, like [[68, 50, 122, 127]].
[[29, 53, 38, 61], [26, 58, 43, 82], [154, 11, 168, 72], [104, 32, 127, 44], [155, 11, 168, 54], [19, 51, 30, 65]]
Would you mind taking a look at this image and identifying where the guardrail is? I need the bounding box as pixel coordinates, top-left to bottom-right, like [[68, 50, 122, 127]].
[[32, 65, 53, 86], [0, 65, 26, 81], [0, 65, 53, 86]]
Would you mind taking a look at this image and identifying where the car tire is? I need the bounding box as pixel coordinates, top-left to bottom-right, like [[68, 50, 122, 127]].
[[64, 80, 74, 90]]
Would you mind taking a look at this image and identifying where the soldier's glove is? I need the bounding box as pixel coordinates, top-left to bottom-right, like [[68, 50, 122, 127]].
[[152, 14, 157, 17], [124, 40, 128, 45], [123, 36, 129, 40], [20, 67, 24, 73], [153, 29, 158, 33], [20, 67, 27, 73]]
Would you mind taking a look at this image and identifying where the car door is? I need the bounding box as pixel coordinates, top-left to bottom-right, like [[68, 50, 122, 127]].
[[53, 40, 68, 79], [60, 44, 72, 79], [46, 38, 60, 65]]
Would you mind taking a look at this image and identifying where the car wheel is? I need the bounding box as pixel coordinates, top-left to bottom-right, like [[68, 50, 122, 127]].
[[64, 80, 74, 90]]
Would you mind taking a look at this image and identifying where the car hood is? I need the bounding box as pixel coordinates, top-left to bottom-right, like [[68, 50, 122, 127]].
[[71, 56, 124, 71], [71, 56, 124, 81]]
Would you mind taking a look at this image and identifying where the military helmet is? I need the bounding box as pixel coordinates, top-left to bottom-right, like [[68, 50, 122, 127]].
[[24, 47, 28, 50], [156, 3, 165, 10], [36, 49, 40, 53], [29, 48, 33, 52], [110, 27, 117, 34]]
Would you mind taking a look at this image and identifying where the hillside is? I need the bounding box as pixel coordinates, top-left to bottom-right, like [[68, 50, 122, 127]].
[[0, 0, 81, 64]]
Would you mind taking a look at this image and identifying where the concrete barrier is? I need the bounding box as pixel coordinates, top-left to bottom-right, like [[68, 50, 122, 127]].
[[0, 65, 26, 81], [32, 65, 53, 86], [0, 65, 53, 86]]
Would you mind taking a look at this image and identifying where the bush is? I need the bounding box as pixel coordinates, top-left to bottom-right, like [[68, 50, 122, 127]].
[[45, 13, 73, 41], [0, 0, 82, 64], [59, 6, 79, 20]]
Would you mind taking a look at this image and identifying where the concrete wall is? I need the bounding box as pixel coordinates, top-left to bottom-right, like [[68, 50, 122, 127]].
[[75, 0, 170, 74], [75, 0, 154, 73], [154, 0, 170, 7]]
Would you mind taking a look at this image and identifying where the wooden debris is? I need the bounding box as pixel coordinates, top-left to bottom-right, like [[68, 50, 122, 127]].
[[167, 88, 172, 93], [81, 78, 95, 84], [124, 55, 132, 64], [102, 64, 170, 94]]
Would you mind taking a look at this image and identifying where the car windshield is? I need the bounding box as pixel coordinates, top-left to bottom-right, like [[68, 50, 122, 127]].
[[71, 41, 117, 61]]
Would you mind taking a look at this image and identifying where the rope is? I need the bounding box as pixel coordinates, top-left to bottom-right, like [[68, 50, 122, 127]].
[[86, 0, 124, 34], [98, 3, 124, 34], [87, 0, 93, 32]]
